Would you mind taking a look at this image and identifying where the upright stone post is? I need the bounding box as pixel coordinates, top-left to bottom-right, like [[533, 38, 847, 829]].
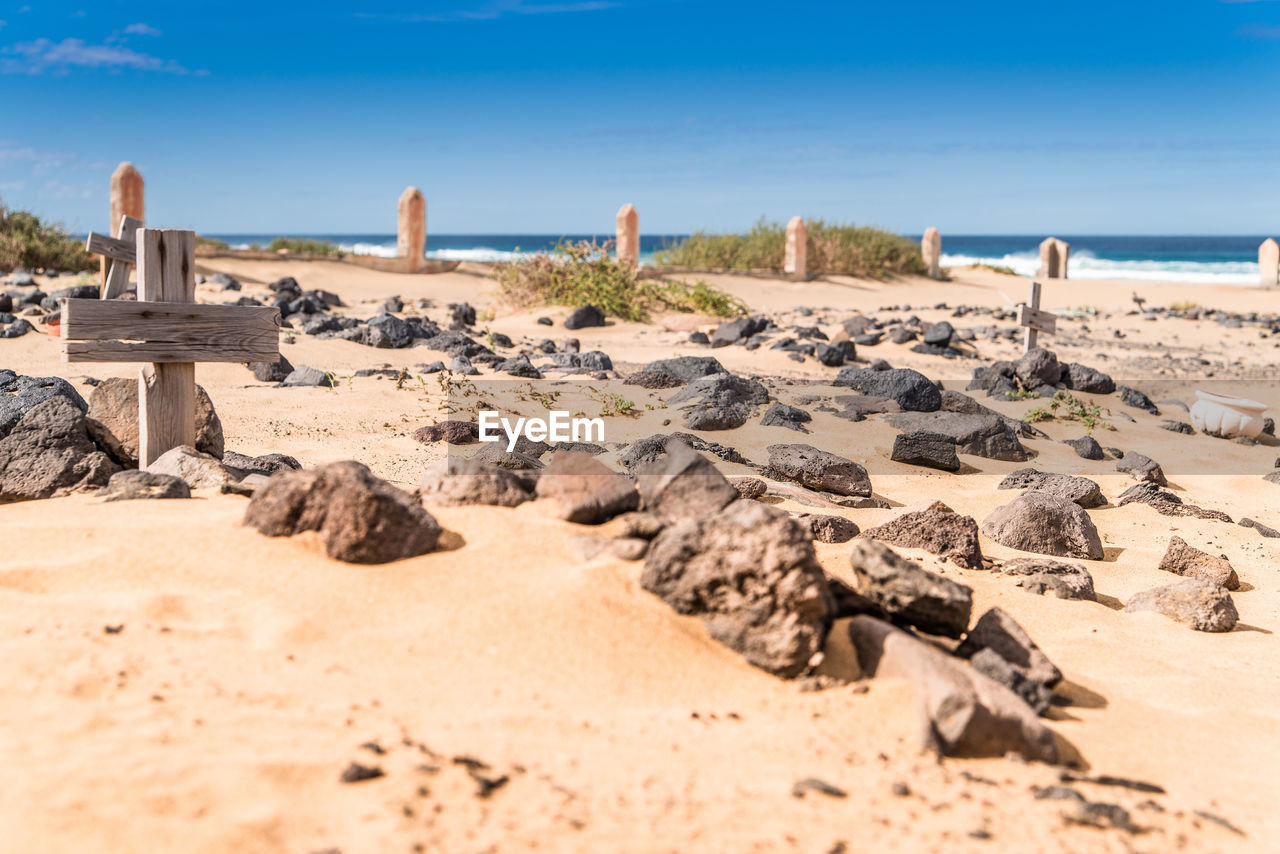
[[1054, 238, 1070, 279], [784, 217, 807, 280], [1260, 238, 1279, 288], [397, 187, 426, 263], [921, 227, 941, 279], [1038, 237, 1061, 278], [616, 204, 639, 269], [104, 162, 144, 284]]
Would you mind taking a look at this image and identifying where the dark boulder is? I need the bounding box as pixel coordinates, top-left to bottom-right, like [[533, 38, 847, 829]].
[[245, 461, 442, 563], [642, 500, 833, 678], [847, 539, 973, 637], [834, 367, 941, 412]]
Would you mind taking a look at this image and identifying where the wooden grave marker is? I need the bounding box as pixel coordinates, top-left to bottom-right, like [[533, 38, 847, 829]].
[[1018, 280, 1055, 354], [88, 214, 144, 300], [64, 228, 281, 466]]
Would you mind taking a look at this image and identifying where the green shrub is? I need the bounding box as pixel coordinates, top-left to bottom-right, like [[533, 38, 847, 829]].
[[493, 240, 745, 322], [0, 200, 95, 272], [195, 235, 229, 250], [653, 218, 926, 278], [266, 236, 344, 257]]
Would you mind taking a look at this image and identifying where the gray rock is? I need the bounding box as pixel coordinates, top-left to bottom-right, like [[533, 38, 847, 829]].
[[767, 443, 872, 497], [834, 367, 941, 411], [0, 372, 88, 440], [955, 606, 1062, 688], [885, 411, 1027, 461], [535, 451, 638, 523], [1160, 419, 1195, 435], [1117, 481, 1179, 505], [668, 371, 769, 431], [845, 616, 1059, 762], [1064, 363, 1116, 396], [798, 513, 859, 543], [641, 356, 726, 383], [642, 500, 833, 678], [1116, 451, 1166, 485], [1117, 385, 1159, 414], [281, 366, 333, 387], [245, 460, 442, 563], [968, 648, 1053, 716], [447, 355, 479, 375], [1063, 435, 1104, 460], [564, 305, 605, 329], [363, 313, 414, 348], [633, 440, 739, 521], [101, 469, 190, 501], [729, 476, 767, 499], [1, 318, 33, 338], [847, 539, 973, 638], [221, 451, 301, 476], [417, 457, 535, 507], [0, 396, 120, 500], [1158, 536, 1239, 590], [1125, 579, 1238, 632], [859, 507, 984, 569], [85, 377, 224, 466], [760, 402, 811, 433], [982, 492, 1104, 560], [1239, 517, 1280, 538], [1062, 363, 1115, 394], [922, 321, 953, 347], [496, 354, 542, 379], [710, 315, 767, 347], [997, 468, 1105, 508], [248, 355, 296, 383], [1014, 347, 1061, 389], [890, 430, 960, 471], [1000, 558, 1096, 600], [148, 445, 242, 489]]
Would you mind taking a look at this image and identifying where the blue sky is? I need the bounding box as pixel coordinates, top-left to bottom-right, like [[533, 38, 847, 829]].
[[1, 0, 1278, 235]]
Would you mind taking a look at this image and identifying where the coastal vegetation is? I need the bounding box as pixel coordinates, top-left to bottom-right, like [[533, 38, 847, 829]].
[[971, 262, 1018, 276], [267, 237, 344, 256], [0, 199, 95, 272], [652, 218, 927, 278], [494, 239, 746, 321]]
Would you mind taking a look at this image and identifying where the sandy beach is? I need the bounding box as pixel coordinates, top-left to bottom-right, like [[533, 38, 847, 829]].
[[0, 258, 1275, 853]]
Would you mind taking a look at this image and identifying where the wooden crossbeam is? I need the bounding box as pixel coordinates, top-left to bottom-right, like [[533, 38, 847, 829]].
[[64, 227, 283, 467], [1019, 281, 1054, 354], [105, 216, 141, 299], [61, 301, 280, 362], [1017, 304, 1057, 335], [87, 230, 137, 264]]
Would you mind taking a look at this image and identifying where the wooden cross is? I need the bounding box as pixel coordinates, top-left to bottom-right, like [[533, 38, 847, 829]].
[[62, 228, 281, 467], [1017, 280, 1056, 354], [87, 214, 144, 300]]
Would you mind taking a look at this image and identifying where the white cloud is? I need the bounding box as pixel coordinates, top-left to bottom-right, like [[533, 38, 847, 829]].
[[123, 23, 162, 36], [1, 37, 192, 74], [358, 1, 621, 23]]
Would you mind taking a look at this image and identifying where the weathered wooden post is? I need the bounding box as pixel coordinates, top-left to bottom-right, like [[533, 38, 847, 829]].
[[1055, 238, 1070, 279], [65, 227, 281, 467], [616, 204, 639, 269], [87, 214, 143, 299], [1018, 281, 1056, 355], [397, 187, 426, 263], [921, 227, 941, 279], [1260, 238, 1279, 288], [1034, 239, 1064, 279], [784, 216, 807, 280], [103, 163, 144, 285]]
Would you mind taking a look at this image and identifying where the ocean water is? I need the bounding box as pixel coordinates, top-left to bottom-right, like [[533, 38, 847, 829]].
[[205, 234, 1270, 285]]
